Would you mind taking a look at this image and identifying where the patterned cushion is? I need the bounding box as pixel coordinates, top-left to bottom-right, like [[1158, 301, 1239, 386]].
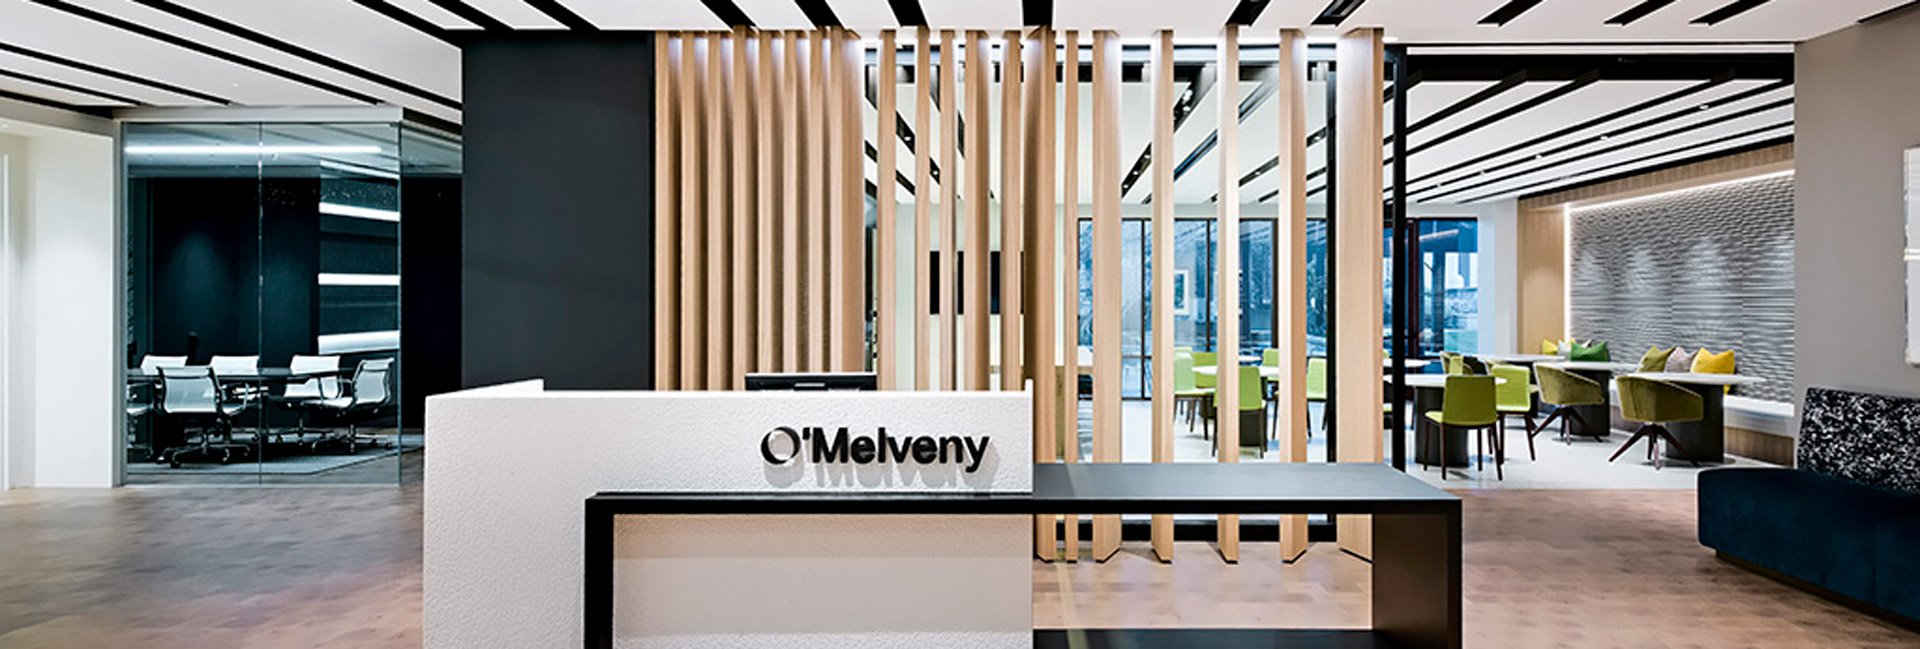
[[1666, 347, 1695, 373], [1798, 387, 1920, 494], [1639, 346, 1674, 372]]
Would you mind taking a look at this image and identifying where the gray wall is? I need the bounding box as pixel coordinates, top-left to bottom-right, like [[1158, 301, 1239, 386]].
[[1797, 12, 1920, 407], [461, 34, 655, 389], [1570, 174, 1796, 402]]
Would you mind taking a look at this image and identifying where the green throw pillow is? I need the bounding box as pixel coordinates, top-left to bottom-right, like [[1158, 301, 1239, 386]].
[[1639, 346, 1674, 372], [1570, 340, 1610, 362]]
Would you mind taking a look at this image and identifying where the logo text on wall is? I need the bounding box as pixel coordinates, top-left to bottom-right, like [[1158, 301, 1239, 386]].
[[761, 426, 992, 473]]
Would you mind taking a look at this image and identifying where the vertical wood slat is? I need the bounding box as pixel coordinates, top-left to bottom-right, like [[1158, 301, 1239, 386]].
[[1089, 30, 1122, 562], [938, 30, 960, 390], [780, 33, 801, 374], [806, 31, 828, 371], [1148, 30, 1176, 564], [1032, 27, 1059, 562], [998, 31, 1024, 393], [1276, 28, 1311, 562], [827, 27, 850, 373], [707, 35, 731, 387], [876, 31, 900, 389], [1058, 29, 1080, 563], [1334, 27, 1386, 560], [655, 34, 679, 389], [1213, 26, 1241, 563], [912, 28, 933, 389], [682, 35, 707, 390], [1021, 32, 1041, 405], [756, 32, 777, 375], [842, 32, 864, 372], [964, 31, 991, 391], [732, 29, 754, 388]]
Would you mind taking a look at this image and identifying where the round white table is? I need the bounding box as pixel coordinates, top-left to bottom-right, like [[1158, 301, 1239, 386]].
[[1475, 353, 1561, 365], [1626, 372, 1768, 463]]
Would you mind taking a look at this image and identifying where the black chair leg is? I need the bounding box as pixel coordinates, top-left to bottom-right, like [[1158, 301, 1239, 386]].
[[1524, 414, 1538, 460], [1608, 425, 1653, 463]]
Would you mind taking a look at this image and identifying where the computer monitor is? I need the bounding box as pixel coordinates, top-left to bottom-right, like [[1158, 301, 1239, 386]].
[[743, 372, 879, 391]]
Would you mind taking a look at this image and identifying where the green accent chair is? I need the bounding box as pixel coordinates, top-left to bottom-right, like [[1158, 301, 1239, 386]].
[[1192, 351, 1219, 390], [1172, 352, 1213, 433], [1422, 375, 1502, 480], [1535, 364, 1606, 443], [1612, 376, 1703, 470], [1489, 364, 1539, 461], [1209, 365, 1268, 458], [1306, 357, 1329, 435]]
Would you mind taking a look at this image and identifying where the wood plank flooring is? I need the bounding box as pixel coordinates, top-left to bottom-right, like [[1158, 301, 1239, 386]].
[[0, 486, 1913, 648]]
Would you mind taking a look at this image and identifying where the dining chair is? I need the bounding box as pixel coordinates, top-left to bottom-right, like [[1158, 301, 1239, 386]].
[[1441, 352, 1465, 375], [1171, 352, 1213, 434], [1535, 364, 1606, 443], [1612, 376, 1703, 470], [1422, 375, 1501, 480], [1306, 357, 1329, 436], [1209, 365, 1267, 459], [1260, 348, 1281, 428], [1489, 364, 1539, 460], [1192, 351, 1219, 391]]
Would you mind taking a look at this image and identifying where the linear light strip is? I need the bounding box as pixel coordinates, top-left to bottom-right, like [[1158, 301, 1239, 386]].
[[319, 201, 400, 222], [1568, 169, 1793, 213], [317, 273, 399, 287], [317, 330, 398, 355], [124, 144, 381, 155]]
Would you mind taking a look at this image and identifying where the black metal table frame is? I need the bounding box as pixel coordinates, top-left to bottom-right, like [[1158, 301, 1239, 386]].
[[583, 464, 1461, 649]]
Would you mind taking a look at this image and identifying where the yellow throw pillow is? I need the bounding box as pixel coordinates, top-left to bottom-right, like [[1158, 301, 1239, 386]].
[[1692, 349, 1736, 393], [1541, 340, 1558, 355]]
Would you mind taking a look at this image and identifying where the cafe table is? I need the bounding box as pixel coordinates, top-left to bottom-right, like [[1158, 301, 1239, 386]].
[[1402, 374, 1508, 467], [1535, 361, 1637, 441], [1625, 372, 1767, 463], [1474, 353, 1561, 365], [1196, 358, 1430, 380]]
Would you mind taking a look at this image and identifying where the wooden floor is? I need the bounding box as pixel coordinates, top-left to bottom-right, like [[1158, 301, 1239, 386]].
[[1, 487, 1914, 648]]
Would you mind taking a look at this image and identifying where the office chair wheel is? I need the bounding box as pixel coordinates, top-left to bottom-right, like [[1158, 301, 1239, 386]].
[[218, 450, 231, 464], [169, 457, 182, 469]]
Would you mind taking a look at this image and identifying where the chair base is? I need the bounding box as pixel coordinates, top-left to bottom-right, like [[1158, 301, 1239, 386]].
[[1607, 423, 1701, 470]]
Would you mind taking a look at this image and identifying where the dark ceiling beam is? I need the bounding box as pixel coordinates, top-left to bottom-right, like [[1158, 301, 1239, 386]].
[[1125, 65, 1211, 202], [1455, 126, 1791, 204], [1409, 79, 1788, 198], [1405, 72, 1733, 188], [1404, 54, 1791, 83], [25, 0, 385, 105], [522, 0, 596, 30], [0, 68, 144, 105], [424, 0, 509, 30], [1398, 68, 1600, 159], [126, 0, 462, 109], [1420, 97, 1792, 202], [348, 0, 460, 45], [1479, 0, 1545, 26], [1312, 0, 1367, 26], [887, 0, 928, 26], [1175, 76, 1276, 183], [1226, 0, 1272, 25], [0, 42, 231, 104], [1023, 0, 1053, 25], [699, 0, 755, 27], [794, 0, 843, 27], [1606, 0, 1677, 26], [1693, 0, 1772, 25], [0, 86, 113, 117], [1401, 68, 1528, 138]]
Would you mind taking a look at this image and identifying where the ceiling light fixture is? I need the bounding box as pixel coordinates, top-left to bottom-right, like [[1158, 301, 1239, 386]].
[[125, 144, 382, 156], [319, 202, 400, 222], [317, 273, 400, 287], [1570, 169, 1793, 212]]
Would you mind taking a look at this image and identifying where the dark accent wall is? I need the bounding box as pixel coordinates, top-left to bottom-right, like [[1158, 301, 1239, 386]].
[[461, 34, 656, 390], [402, 175, 461, 426], [1569, 173, 1796, 402]]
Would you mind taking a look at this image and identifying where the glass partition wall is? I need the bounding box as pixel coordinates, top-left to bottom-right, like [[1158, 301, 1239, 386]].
[[123, 120, 455, 485]]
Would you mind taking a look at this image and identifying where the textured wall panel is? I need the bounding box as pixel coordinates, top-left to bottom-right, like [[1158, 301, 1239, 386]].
[[1569, 174, 1795, 402]]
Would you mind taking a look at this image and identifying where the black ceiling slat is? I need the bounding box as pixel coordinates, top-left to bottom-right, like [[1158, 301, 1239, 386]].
[[1312, 0, 1367, 26], [126, 0, 462, 109], [522, 0, 598, 30], [699, 0, 755, 27], [1479, 0, 1545, 25], [348, 0, 459, 45], [25, 0, 386, 105], [1170, 76, 1276, 182], [1411, 80, 1789, 199], [1023, 0, 1053, 26], [1606, 0, 1678, 25], [1692, 0, 1771, 25], [1404, 69, 1529, 137], [1124, 68, 1213, 200], [1457, 127, 1792, 204], [424, 0, 510, 30], [1861, 0, 1920, 23], [1400, 69, 1599, 159], [887, 0, 928, 26], [0, 68, 145, 105], [0, 86, 113, 117], [1406, 73, 1732, 189], [1226, 0, 1273, 25], [0, 42, 231, 104], [1421, 99, 1793, 202], [794, 0, 843, 27]]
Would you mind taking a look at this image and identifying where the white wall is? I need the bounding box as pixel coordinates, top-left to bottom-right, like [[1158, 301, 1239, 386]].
[[0, 109, 119, 489], [1, 131, 24, 488]]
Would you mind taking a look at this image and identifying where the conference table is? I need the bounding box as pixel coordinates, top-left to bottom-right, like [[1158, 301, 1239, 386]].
[[1536, 361, 1638, 440], [1404, 374, 1509, 468], [127, 366, 351, 384], [1628, 372, 1767, 463]]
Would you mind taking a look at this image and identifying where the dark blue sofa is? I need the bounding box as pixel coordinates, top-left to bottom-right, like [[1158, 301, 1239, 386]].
[[1699, 386, 1920, 624]]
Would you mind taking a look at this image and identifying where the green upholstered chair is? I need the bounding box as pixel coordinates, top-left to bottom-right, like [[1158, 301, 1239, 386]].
[[1306, 357, 1329, 435], [1209, 365, 1268, 458], [1423, 375, 1502, 480], [1172, 352, 1212, 432], [1261, 348, 1280, 367], [1489, 364, 1539, 461], [1535, 364, 1607, 443], [1441, 352, 1465, 375], [1611, 376, 1704, 470], [1192, 351, 1219, 390]]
